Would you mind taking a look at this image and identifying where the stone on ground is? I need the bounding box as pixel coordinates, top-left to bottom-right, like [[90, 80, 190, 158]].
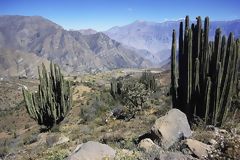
[[151, 109, 192, 149], [138, 138, 161, 152], [185, 139, 211, 158], [68, 141, 116, 160]]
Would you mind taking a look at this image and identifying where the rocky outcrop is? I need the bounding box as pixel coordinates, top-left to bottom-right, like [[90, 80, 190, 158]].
[[68, 141, 116, 160], [151, 109, 192, 149]]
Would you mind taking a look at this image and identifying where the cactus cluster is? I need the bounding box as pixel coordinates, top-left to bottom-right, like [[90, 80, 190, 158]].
[[110, 77, 150, 109], [171, 16, 240, 126], [110, 71, 157, 103], [22, 62, 72, 128], [140, 70, 157, 91]]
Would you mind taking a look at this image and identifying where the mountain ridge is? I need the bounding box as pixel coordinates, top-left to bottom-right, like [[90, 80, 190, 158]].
[[0, 15, 154, 77], [105, 18, 240, 63]]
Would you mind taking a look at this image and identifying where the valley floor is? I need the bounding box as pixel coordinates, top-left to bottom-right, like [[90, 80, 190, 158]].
[[0, 69, 239, 160]]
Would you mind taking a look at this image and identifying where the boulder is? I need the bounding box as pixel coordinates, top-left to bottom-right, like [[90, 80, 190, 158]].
[[68, 141, 116, 160], [46, 134, 69, 147], [185, 139, 211, 158], [151, 109, 192, 149], [138, 138, 161, 152]]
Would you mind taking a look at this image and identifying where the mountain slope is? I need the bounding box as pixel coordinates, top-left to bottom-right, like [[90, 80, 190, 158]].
[[0, 15, 153, 75], [0, 48, 50, 77], [78, 29, 97, 35], [105, 19, 240, 63]]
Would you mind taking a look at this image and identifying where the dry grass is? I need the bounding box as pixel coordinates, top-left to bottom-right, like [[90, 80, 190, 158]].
[[3, 69, 233, 160]]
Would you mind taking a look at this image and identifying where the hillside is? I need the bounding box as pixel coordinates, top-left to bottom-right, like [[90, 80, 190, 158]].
[[0, 48, 51, 78]]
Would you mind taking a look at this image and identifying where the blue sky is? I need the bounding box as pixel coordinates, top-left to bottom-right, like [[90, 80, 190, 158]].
[[1, 0, 240, 31]]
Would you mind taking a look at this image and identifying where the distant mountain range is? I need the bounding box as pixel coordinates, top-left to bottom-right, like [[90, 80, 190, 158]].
[[0, 15, 240, 77], [105, 19, 240, 63], [0, 15, 153, 77]]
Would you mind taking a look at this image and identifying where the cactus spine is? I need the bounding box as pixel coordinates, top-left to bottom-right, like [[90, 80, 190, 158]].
[[170, 16, 240, 126], [22, 62, 72, 128]]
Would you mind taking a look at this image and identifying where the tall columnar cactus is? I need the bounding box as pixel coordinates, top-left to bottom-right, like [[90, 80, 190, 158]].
[[171, 30, 178, 107], [170, 16, 240, 126], [22, 62, 72, 128]]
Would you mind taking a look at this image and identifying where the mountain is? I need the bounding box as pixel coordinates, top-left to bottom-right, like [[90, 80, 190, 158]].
[[0, 48, 50, 78], [78, 29, 97, 35], [0, 15, 153, 76], [105, 19, 240, 63]]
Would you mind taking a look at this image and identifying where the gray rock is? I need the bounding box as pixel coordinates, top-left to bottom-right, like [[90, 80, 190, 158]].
[[68, 141, 116, 160], [138, 138, 161, 152], [158, 152, 193, 160], [55, 135, 69, 146], [208, 139, 217, 145], [151, 109, 192, 149], [46, 134, 69, 147], [143, 150, 194, 160], [185, 139, 211, 159]]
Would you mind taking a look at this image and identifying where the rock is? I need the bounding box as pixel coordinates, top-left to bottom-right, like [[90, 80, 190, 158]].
[[111, 106, 135, 121], [19, 75, 28, 79], [46, 134, 69, 147], [138, 138, 161, 152], [111, 107, 126, 119], [158, 152, 194, 160], [55, 135, 69, 146], [68, 141, 116, 160], [142, 152, 195, 160], [151, 109, 192, 149], [219, 129, 228, 134], [185, 139, 211, 159], [100, 132, 124, 144], [208, 139, 217, 145], [205, 125, 217, 131]]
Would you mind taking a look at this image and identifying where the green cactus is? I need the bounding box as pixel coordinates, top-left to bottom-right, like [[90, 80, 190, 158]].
[[22, 62, 72, 128], [140, 70, 157, 91], [170, 16, 240, 126], [170, 29, 178, 108]]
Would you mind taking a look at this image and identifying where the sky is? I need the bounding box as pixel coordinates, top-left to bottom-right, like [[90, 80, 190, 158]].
[[1, 0, 240, 31]]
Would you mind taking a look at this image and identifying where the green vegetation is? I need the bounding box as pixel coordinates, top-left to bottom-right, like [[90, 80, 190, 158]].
[[22, 62, 72, 128], [140, 70, 157, 91], [46, 149, 68, 160], [110, 72, 162, 117], [171, 16, 240, 126]]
